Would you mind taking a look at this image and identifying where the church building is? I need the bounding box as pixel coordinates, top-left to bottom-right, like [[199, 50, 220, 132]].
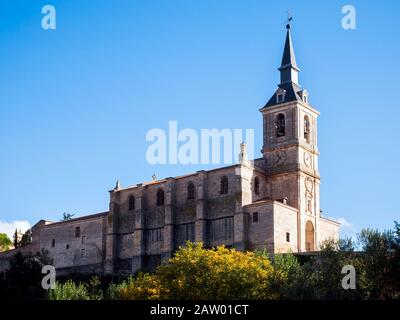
[[0, 24, 340, 276]]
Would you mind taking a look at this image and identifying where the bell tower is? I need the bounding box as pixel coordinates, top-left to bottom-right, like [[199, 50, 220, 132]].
[[260, 22, 321, 252]]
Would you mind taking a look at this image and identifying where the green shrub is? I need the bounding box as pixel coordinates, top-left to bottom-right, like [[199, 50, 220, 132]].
[[49, 280, 90, 300]]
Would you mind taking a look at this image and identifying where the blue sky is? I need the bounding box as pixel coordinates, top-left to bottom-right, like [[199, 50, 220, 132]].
[[0, 0, 399, 240]]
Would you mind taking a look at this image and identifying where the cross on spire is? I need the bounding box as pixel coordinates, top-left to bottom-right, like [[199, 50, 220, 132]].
[[286, 9, 293, 28]]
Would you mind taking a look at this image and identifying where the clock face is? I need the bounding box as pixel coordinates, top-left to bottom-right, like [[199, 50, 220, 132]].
[[274, 150, 287, 166], [304, 151, 312, 168]]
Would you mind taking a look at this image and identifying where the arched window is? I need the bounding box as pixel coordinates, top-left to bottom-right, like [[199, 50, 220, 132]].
[[220, 176, 228, 195], [275, 113, 285, 137], [156, 189, 164, 206], [305, 221, 315, 252], [128, 195, 135, 211], [304, 115, 310, 143], [187, 182, 195, 200], [254, 177, 260, 195]]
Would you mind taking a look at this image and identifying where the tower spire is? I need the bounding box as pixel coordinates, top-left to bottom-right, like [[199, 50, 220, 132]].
[[262, 18, 309, 109], [279, 19, 300, 85]]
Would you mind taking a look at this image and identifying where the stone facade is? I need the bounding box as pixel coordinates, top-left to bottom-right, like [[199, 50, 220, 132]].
[[0, 24, 340, 276]]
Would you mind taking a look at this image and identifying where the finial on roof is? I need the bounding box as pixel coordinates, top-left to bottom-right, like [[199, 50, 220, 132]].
[[114, 179, 121, 191], [286, 9, 293, 29], [152, 174, 157, 181], [239, 141, 248, 164]]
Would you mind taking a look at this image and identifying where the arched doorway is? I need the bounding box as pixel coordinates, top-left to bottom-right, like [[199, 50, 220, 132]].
[[305, 221, 315, 252]]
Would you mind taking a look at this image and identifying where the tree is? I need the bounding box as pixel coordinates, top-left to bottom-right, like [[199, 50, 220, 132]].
[[305, 238, 362, 300], [115, 242, 277, 300], [268, 252, 314, 300], [48, 280, 90, 300], [62, 212, 75, 221], [357, 225, 400, 299], [13, 229, 20, 248], [391, 221, 400, 298], [48, 277, 103, 300], [4, 249, 53, 299], [0, 233, 12, 252], [20, 229, 32, 246]]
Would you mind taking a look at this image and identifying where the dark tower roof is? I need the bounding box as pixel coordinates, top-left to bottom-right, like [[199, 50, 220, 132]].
[[280, 24, 298, 68], [262, 23, 307, 109]]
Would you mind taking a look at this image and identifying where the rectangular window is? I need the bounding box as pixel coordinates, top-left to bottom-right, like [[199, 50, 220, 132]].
[[75, 226, 80, 238], [253, 212, 259, 223], [81, 248, 85, 258], [51, 239, 55, 247], [286, 232, 290, 242]]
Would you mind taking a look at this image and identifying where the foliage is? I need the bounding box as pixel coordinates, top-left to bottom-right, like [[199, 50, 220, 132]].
[[13, 229, 19, 248], [305, 238, 362, 300], [0, 233, 12, 252], [48, 276, 104, 300], [62, 212, 75, 221], [357, 226, 400, 299], [86, 276, 104, 300], [112, 273, 161, 300], [2, 223, 400, 300], [20, 229, 32, 246], [12, 229, 32, 248], [49, 280, 90, 300], [270, 252, 313, 300], [2, 249, 53, 299], [114, 242, 276, 300]]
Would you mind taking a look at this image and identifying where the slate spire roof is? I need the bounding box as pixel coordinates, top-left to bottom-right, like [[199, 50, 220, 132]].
[[262, 23, 307, 109], [280, 23, 298, 69]]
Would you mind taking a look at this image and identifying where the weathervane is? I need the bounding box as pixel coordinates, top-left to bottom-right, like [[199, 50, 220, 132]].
[[286, 9, 293, 29]]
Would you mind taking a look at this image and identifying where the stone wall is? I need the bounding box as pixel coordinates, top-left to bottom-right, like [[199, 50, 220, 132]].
[[273, 202, 298, 253], [0, 159, 339, 276], [318, 217, 340, 246], [245, 201, 274, 252], [38, 212, 108, 271]]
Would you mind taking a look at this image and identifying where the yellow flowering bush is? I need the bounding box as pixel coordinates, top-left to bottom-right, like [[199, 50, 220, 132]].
[[115, 242, 277, 300], [115, 273, 161, 300]]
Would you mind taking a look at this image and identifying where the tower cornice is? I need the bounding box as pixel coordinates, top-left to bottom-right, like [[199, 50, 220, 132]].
[[260, 101, 320, 116]]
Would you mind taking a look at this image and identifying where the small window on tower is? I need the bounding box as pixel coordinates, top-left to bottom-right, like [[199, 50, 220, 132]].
[[156, 189, 164, 206], [276, 89, 286, 103], [187, 182, 195, 200], [253, 212, 259, 223], [75, 226, 80, 238], [51, 239, 55, 247], [275, 113, 286, 137], [220, 176, 228, 195], [304, 115, 310, 143], [286, 232, 290, 242], [128, 195, 135, 211]]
